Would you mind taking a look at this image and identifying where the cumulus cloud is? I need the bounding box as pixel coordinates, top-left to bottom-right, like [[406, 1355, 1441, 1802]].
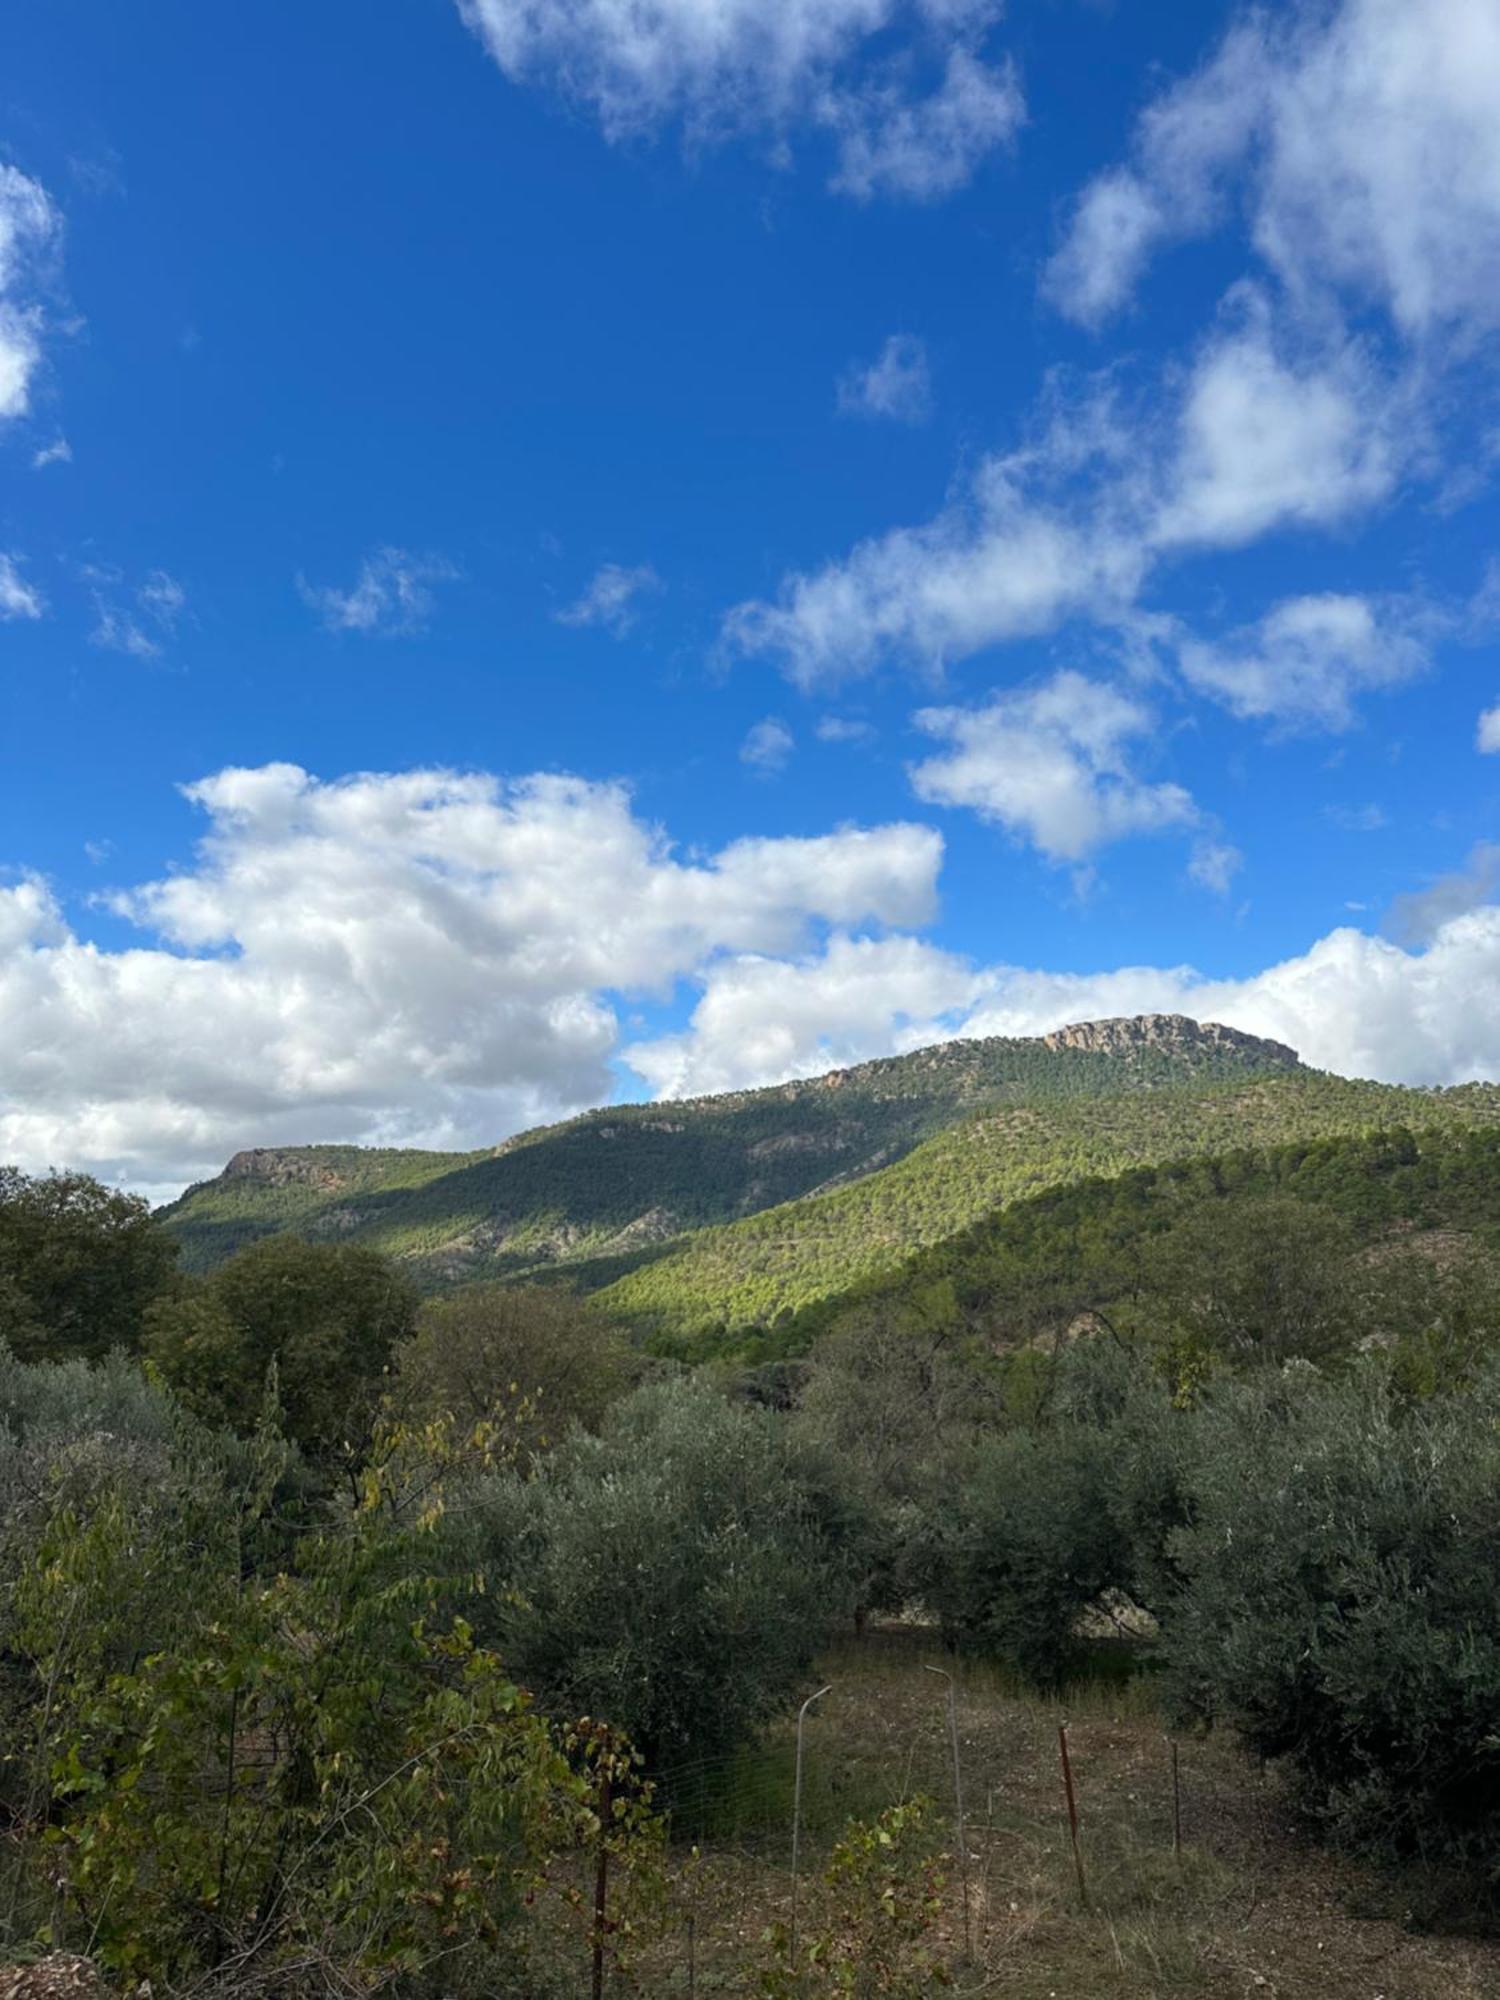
[[727, 299, 1397, 687], [910, 671, 1199, 863], [821, 47, 1023, 201], [1175, 592, 1430, 730], [837, 333, 932, 423], [740, 716, 795, 773], [0, 552, 44, 621], [1478, 702, 1500, 753], [299, 548, 456, 636], [0, 763, 942, 1192], [955, 911, 1500, 1090], [1046, 0, 1500, 343], [628, 902, 1500, 1104], [627, 930, 987, 1097], [555, 562, 663, 637], [0, 165, 59, 425], [456, 0, 1021, 195]]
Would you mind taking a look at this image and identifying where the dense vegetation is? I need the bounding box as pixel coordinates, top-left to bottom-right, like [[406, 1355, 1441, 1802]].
[[159, 1017, 1304, 1294], [601, 1073, 1500, 1350], [9, 1023, 1500, 1991]]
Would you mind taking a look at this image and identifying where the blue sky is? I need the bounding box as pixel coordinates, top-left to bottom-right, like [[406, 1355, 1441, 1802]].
[[3, 0, 1500, 1194]]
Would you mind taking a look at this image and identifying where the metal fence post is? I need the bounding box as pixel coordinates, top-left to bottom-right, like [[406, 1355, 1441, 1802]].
[[923, 1664, 972, 1961], [789, 1682, 832, 1966]]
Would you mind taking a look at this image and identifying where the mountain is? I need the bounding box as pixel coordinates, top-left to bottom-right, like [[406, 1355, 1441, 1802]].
[[159, 1013, 1303, 1283], [601, 1072, 1500, 1352]]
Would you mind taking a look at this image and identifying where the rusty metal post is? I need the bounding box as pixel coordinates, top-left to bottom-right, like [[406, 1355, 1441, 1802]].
[[1058, 1724, 1088, 1910]]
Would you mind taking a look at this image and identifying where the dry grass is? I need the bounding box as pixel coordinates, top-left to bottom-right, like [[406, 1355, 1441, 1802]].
[[625, 1630, 1500, 1998]]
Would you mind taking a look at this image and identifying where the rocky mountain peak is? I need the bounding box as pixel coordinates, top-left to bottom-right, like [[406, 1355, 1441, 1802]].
[[1040, 1013, 1301, 1067]]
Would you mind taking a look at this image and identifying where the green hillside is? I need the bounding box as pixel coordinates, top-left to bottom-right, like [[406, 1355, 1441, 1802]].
[[773, 1119, 1500, 1355], [596, 1072, 1500, 1349], [160, 1014, 1302, 1280]]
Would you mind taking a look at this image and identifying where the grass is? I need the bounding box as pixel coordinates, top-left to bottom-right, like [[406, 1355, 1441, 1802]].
[[618, 1628, 1500, 1996]]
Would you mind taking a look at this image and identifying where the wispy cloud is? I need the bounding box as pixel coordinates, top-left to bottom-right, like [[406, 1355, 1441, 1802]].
[[555, 561, 662, 638], [457, 0, 1022, 199], [0, 552, 44, 621], [837, 333, 931, 423], [31, 437, 70, 469], [821, 47, 1023, 202], [740, 716, 795, 774], [0, 164, 60, 425], [1324, 803, 1388, 833], [1045, 0, 1500, 345], [299, 547, 457, 636], [1478, 702, 1500, 753], [89, 568, 188, 660]]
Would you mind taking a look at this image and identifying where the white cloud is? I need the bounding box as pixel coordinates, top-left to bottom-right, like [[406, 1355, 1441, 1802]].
[[953, 910, 1500, 1091], [1187, 839, 1242, 896], [0, 764, 941, 1191], [910, 671, 1199, 863], [31, 437, 70, 469], [89, 569, 188, 661], [817, 714, 876, 744], [837, 333, 931, 423], [1176, 592, 1429, 730], [726, 301, 1400, 687], [1478, 703, 1500, 753], [821, 47, 1023, 201], [628, 930, 987, 1097], [299, 548, 456, 636], [1046, 0, 1500, 344], [1324, 803, 1387, 833], [740, 716, 795, 773], [628, 896, 1500, 1101], [0, 552, 44, 621], [556, 562, 663, 637], [0, 165, 59, 425], [456, 0, 1021, 196], [1151, 300, 1399, 551]]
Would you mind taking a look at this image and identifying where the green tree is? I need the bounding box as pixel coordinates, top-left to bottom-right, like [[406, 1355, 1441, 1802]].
[[145, 1234, 419, 1458], [456, 1377, 852, 1766], [1159, 1360, 1500, 1870], [0, 1166, 179, 1362], [391, 1281, 634, 1453], [1136, 1195, 1361, 1372]]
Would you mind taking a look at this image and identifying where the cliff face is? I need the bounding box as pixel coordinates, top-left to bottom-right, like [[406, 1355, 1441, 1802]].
[[1040, 1014, 1302, 1070], [223, 1149, 349, 1191]]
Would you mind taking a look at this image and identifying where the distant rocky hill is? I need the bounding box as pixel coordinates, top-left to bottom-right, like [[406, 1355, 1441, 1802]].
[[159, 1014, 1305, 1284]]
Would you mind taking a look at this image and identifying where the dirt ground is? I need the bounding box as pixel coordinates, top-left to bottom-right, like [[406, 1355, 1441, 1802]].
[[628, 1630, 1500, 1998]]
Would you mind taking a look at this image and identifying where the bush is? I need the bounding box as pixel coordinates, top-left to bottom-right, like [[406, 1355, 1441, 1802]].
[[909, 1422, 1132, 1687], [1159, 1360, 1500, 1868], [455, 1377, 854, 1766]]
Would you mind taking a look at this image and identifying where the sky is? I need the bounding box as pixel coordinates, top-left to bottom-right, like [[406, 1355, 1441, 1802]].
[[3, 0, 1500, 1199]]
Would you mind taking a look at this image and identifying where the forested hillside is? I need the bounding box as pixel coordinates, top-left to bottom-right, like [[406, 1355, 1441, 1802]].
[[161, 1015, 1302, 1283], [596, 1072, 1500, 1346]]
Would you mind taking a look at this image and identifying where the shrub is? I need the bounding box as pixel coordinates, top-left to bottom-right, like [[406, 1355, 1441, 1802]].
[[455, 1377, 854, 1766], [1160, 1360, 1500, 1868]]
